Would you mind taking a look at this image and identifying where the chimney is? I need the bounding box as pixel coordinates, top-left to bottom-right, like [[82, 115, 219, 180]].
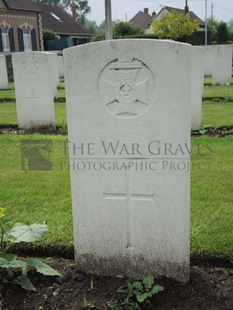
[[185, 0, 189, 13], [144, 8, 149, 15], [152, 10, 156, 17], [71, 2, 77, 21]]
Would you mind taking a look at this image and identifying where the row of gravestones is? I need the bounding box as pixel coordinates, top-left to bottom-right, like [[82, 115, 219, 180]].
[[1, 44, 232, 131], [0, 52, 64, 128], [0, 41, 233, 283]]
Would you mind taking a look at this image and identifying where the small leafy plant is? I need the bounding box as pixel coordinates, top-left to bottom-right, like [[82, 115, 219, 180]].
[[0, 208, 61, 291], [108, 274, 164, 309], [83, 296, 95, 309]]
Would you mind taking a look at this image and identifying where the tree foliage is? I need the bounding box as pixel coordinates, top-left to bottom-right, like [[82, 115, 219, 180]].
[[207, 16, 220, 42], [151, 12, 198, 40], [93, 21, 145, 41], [113, 22, 144, 38], [33, 0, 91, 22], [216, 22, 228, 43]]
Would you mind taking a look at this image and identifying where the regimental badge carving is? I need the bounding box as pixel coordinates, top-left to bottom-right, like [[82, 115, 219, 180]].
[[22, 55, 38, 75], [98, 58, 155, 118]]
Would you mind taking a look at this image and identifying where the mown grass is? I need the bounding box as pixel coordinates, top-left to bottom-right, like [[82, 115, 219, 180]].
[[0, 135, 233, 259], [203, 84, 233, 99], [202, 101, 233, 126], [0, 103, 67, 127], [0, 135, 72, 246], [191, 137, 233, 258]]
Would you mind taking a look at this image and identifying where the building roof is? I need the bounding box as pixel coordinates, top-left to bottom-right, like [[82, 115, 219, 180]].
[[37, 3, 91, 36], [129, 9, 152, 30], [158, 6, 205, 27], [2, 0, 41, 12]]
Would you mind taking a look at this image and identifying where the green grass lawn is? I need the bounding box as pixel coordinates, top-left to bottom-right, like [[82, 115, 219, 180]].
[[0, 135, 72, 246], [203, 84, 233, 99], [0, 135, 233, 259], [202, 101, 233, 126], [0, 103, 67, 127]]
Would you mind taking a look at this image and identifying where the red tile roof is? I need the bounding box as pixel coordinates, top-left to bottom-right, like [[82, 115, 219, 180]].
[[129, 10, 152, 30], [37, 3, 91, 36], [159, 6, 205, 27], [3, 0, 41, 12]]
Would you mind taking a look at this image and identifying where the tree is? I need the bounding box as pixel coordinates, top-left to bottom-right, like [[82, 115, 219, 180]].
[[151, 12, 198, 41], [62, 0, 91, 23], [81, 16, 103, 36], [93, 21, 145, 41], [227, 19, 233, 41], [207, 16, 220, 42], [113, 22, 144, 38], [33, 0, 91, 23], [216, 22, 228, 43]]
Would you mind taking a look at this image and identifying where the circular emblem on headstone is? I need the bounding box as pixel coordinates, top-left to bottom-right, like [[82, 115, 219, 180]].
[[98, 58, 155, 118], [22, 55, 38, 75]]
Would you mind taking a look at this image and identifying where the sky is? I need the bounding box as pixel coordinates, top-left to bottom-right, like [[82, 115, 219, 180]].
[[87, 0, 233, 25]]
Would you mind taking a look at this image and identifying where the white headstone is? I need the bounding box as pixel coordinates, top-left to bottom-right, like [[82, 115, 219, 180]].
[[12, 52, 55, 129], [58, 55, 64, 78], [204, 46, 215, 76], [45, 52, 60, 98], [191, 47, 204, 130], [0, 55, 9, 89], [212, 45, 233, 85], [64, 40, 191, 282]]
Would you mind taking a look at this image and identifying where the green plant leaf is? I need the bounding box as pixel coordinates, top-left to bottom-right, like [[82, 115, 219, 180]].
[[199, 129, 207, 135], [0, 257, 9, 268], [143, 275, 154, 289], [17, 275, 36, 291], [9, 259, 28, 276], [6, 223, 48, 243], [132, 281, 143, 291], [0, 253, 17, 261], [136, 293, 148, 303], [26, 258, 61, 276], [152, 285, 164, 294]]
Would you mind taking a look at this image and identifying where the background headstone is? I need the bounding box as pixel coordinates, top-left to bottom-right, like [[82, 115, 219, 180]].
[[191, 46, 204, 130], [203, 46, 215, 77], [64, 40, 191, 282], [12, 52, 55, 129], [212, 45, 233, 85], [45, 52, 60, 98], [0, 55, 9, 89], [58, 55, 64, 78]]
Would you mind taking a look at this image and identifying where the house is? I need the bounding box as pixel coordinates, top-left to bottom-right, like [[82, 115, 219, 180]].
[[130, 6, 204, 34], [37, 3, 91, 46], [156, 6, 205, 30], [129, 8, 156, 34], [0, 0, 43, 52]]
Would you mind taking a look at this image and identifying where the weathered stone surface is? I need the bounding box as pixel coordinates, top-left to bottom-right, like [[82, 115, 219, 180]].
[[191, 47, 204, 130], [0, 54, 8, 89], [64, 40, 191, 282], [12, 52, 55, 129], [212, 45, 233, 85]]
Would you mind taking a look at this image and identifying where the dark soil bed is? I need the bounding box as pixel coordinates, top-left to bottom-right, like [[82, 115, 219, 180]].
[[1, 125, 233, 137], [1, 258, 233, 310]]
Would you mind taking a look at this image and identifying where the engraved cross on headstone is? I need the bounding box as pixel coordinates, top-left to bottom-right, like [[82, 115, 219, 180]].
[[26, 89, 40, 113], [103, 171, 155, 248]]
